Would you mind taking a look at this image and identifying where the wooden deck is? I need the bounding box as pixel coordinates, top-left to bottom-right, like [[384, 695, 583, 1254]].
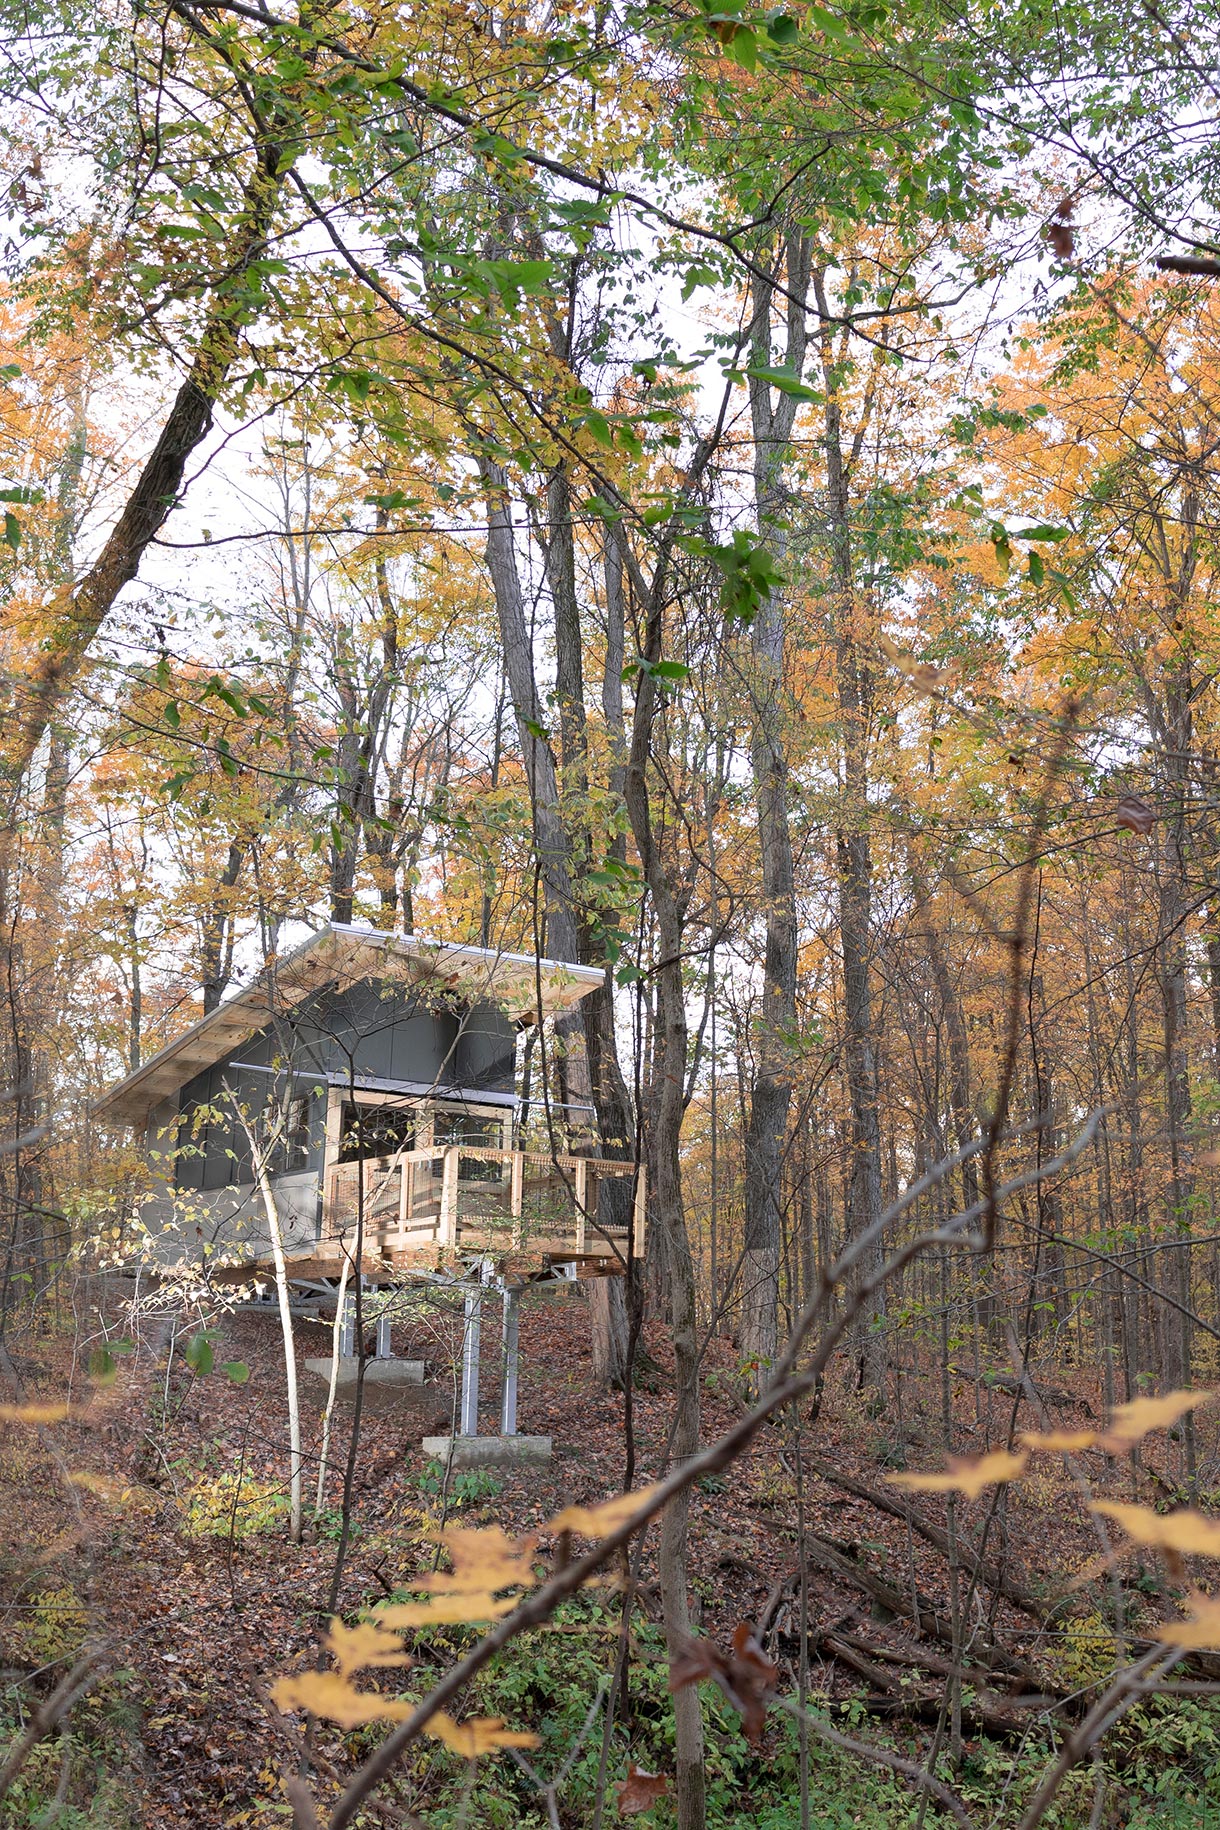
[[316, 1145, 642, 1273]]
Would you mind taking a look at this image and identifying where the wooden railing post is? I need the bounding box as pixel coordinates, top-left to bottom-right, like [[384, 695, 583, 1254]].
[[440, 1146, 459, 1249], [574, 1158, 588, 1253], [510, 1150, 524, 1249]]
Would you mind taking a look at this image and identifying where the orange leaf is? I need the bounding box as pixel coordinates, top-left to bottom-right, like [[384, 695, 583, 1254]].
[[888, 1450, 1028, 1500], [272, 1671, 413, 1728], [1156, 1595, 1220, 1651], [0, 1401, 70, 1425], [615, 1762, 670, 1815], [1091, 1501, 1220, 1557], [324, 1618, 412, 1676], [424, 1711, 540, 1757], [1100, 1390, 1215, 1451], [1019, 1430, 1098, 1452], [548, 1486, 663, 1537]]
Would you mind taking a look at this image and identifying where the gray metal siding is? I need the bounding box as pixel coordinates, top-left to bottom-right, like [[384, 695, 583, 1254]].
[[174, 978, 491, 1190]]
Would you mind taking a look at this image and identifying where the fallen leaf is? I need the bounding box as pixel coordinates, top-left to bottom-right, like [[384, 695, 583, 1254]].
[[424, 1711, 539, 1756], [271, 1671, 413, 1728], [1101, 1390, 1214, 1450], [888, 1449, 1028, 1500], [548, 1486, 663, 1537], [615, 1762, 670, 1816], [1091, 1501, 1220, 1557]]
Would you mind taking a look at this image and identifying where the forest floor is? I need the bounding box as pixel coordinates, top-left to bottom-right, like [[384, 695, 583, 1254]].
[[2, 1278, 1218, 1829]]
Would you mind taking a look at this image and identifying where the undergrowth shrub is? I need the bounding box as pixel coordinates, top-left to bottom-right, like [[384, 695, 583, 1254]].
[[185, 1470, 288, 1539]]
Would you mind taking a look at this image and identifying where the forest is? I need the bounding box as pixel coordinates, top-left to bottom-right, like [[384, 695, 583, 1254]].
[[3, 0, 1220, 1824]]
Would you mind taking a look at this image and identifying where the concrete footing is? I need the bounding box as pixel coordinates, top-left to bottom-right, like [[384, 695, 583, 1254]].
[[304, 1356, 425, 1386], [422, 1434, 552, 1468]]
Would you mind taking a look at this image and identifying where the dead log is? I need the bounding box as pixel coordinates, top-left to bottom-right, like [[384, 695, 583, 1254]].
[[815, 1630, 1056, 1736], [805, 1455, 1046, 1622]]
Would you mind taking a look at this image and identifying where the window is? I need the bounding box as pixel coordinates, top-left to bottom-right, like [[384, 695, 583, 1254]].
[[338, 1102, 415, 1164], [432, 1111, 505, 1182]]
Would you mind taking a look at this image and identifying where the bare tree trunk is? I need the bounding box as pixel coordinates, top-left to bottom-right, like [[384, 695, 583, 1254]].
[[622, 574, 705, 1830], [815, 270, 885, 1390], [738, 231, 809, 1380]]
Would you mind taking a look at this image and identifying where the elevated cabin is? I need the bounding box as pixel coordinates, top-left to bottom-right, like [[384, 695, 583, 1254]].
[[94, 925, 641, 1281]]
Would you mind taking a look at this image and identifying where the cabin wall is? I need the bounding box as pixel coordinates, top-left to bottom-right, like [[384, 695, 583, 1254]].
[[134, 1172, 320, 1268], [170, 982, 516, 1197]]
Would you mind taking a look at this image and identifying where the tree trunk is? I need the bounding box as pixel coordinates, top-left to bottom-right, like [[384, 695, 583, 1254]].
[[738, 233, 809, 1381]]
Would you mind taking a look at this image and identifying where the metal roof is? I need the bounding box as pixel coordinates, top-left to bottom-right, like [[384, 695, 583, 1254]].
[[92, 924, 603, 1130]]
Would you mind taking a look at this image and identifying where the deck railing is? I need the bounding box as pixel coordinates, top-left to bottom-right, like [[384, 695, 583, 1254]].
[[320, 1144, 644, 1263]]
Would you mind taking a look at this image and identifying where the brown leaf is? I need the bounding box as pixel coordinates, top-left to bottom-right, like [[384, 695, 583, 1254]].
[[615, 1763, 671, 1816], [1100, 1389, 1214, 1450], [1091, 1501, 1220, 1558], [548, 1486, 663, 1537], [424, 1711, 540, 1757], [1115, 793, 1156, 836], [670, 1622, 778, 1746], [888, 1449, 1028, 1500], [1048, 196, 1075, 258]]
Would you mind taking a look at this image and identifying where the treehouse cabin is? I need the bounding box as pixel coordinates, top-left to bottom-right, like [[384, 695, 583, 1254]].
[[94, 925, 642, 1283]]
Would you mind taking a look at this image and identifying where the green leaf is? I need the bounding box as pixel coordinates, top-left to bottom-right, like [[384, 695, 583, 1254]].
[[164, 701, 181, 731], [724, 23, 757, 66], [184, 1332, 214, 1376], [3, 512, 20, 550], [744, 363, 820, 402], [222, 1361, 250, 1385], [1027, 550, 1045, 586], [766, 11, 800, 44]]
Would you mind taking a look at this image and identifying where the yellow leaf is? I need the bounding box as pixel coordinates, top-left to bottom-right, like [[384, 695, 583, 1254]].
[[1019, 1430, 1098, 1452], [424, 1711, 540, 1757], [418, 1525, 538, 1597], [1156, 1595, 1220, 1650], [373, 1593, 517, 1629], [0, 1401, 70, 1425], [548, 1485, 664, 1537], [370, 1526, 538, 1629], [64, 1471, 134, 1503], [324, 1618, 412, 1676], [1091, 1501, 1220, 1557], [1101, 1390, 1215, 1450], [271, 1671, 413, 1728], [888, 1450, 1028, 1501]]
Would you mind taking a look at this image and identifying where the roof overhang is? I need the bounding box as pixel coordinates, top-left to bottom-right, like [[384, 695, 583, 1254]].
[[93, 925, 603, 1131]]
